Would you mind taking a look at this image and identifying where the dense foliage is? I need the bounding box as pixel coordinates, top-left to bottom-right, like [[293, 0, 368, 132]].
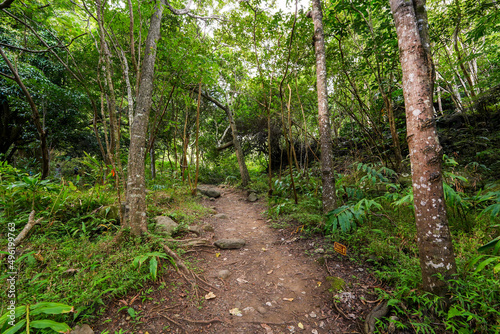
[[1, 0, 499, 332]]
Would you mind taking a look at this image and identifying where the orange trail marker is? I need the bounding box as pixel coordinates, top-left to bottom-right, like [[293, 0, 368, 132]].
[[334, 242, 347, 256]]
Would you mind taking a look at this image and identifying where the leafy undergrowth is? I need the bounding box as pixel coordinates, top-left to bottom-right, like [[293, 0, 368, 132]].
[[256, 158, 500, 333], [0, 162, 211, 331]]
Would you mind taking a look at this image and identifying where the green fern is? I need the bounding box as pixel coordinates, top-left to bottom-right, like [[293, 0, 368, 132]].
[[325, 198, 383, 233]]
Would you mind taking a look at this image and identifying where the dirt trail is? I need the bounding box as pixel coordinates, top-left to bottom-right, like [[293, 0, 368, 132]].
[[96, 187, 379, 333], [192, 187, 337, 333]]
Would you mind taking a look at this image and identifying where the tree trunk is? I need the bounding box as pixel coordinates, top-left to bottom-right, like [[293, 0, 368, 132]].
[[0, 47, 50, 179], [150, 145, 156, 179], [199, 91, 251, 187], [309, 0, 336, 213], [389, 0, 457, 296], [124, 2, 164, 235], [226, 99, 250, 187]]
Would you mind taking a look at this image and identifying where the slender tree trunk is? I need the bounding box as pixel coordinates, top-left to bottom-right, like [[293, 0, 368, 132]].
[[226, 98, 250, 187], [0, 47, 49, 179], [384, 90, 403, 172], [390, 0, 457, 296], [309, 0, 336, 213], [192, 82, 201, 195], [150, 145, 156, 179], [124, 2, 164, 235], [200, 91, 250, 187]]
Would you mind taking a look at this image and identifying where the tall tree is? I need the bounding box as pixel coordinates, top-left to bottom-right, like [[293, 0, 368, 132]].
[[124, 1, 164, 235], [309, 0, 336, 213], [389, 0, 457, 296]]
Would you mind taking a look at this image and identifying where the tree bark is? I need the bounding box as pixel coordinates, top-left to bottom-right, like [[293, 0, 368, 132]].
[[124, 1, 164, 235], [389, 0, 457, 296], [309, 0, 336, 213]]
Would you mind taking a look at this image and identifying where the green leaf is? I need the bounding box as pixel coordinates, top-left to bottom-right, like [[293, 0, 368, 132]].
[[149, 257, 158, 281], [0, 306, 27, 328], [474, 256, 499, 273], [478, 236, 500, 252], [30, 302, 74, 316], [3, 318, 27, 334], [30, 319, 71, 332], [447, 306, 463, 319]]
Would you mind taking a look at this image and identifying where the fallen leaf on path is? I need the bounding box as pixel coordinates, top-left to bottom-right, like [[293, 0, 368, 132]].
[[215, 252, 221, 258], [261, 323, 274, 334], [236, 278, 249, 284], [287, 325, 296, 333], [283, 298, 294, 302], [262, 247, 268, 251], [260, 324, 274, 334], [267, 270, 273, 275], [317, 281, 322, 287], [204, 292, 216, 300], [298, 322, 304, 329], [229, 308, 242, 316]]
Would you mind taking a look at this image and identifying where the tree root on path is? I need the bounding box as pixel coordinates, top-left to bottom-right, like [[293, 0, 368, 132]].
[[159, 313, 225, 332], [175, 316, 226, 324], [333, 302, 350, 320], [161, 242, 218, 296], [166, 238, 214, 248]]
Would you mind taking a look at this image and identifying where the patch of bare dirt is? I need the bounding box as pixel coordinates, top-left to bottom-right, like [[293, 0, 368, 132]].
[[94, 186, 388, 334]]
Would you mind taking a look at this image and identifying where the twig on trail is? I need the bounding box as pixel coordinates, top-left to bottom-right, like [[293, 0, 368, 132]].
[[159, 313, 186, 331], [333, 302, 350, 320], [324, 257, 334, 277], [175, 316, 226, 324], [149, 303, 179, 313], [194, 272, 218, 290], [235, 320, 293, 325]]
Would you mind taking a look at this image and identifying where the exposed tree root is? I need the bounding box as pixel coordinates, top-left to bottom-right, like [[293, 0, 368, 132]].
[[166, 238, 214, 248], [161, 242, 216, 295], [159, 313, 186, 331], [364, 301, 389, 334], [333, 302, 350, 320], [175, 316, 226, 324]]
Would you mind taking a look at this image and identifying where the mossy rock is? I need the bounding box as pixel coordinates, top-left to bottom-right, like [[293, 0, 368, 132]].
[[326, 276, 345, 293], [97, 205, 120, 222]]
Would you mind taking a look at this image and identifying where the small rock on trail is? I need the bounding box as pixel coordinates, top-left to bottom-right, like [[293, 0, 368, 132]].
[[197, 185, 221, 198], [214, 238, 246, 249]]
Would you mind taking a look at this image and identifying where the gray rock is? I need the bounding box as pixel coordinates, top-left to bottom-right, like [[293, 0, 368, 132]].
[[247, 193, 258, 202], [203, 224, 215, 232], [155, 216, 178, 235], [197, 186, 221, 198], [214, 238, 246, 249], [217, 269, 231, 279], [188, 225, 202, 236], [257, 306, 267, 314], [70, 324, 94, 334], [214, 213, 229, 220]]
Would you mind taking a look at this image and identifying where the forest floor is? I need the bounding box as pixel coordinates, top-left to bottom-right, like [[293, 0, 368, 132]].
[[94, 186, 387, 334]]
